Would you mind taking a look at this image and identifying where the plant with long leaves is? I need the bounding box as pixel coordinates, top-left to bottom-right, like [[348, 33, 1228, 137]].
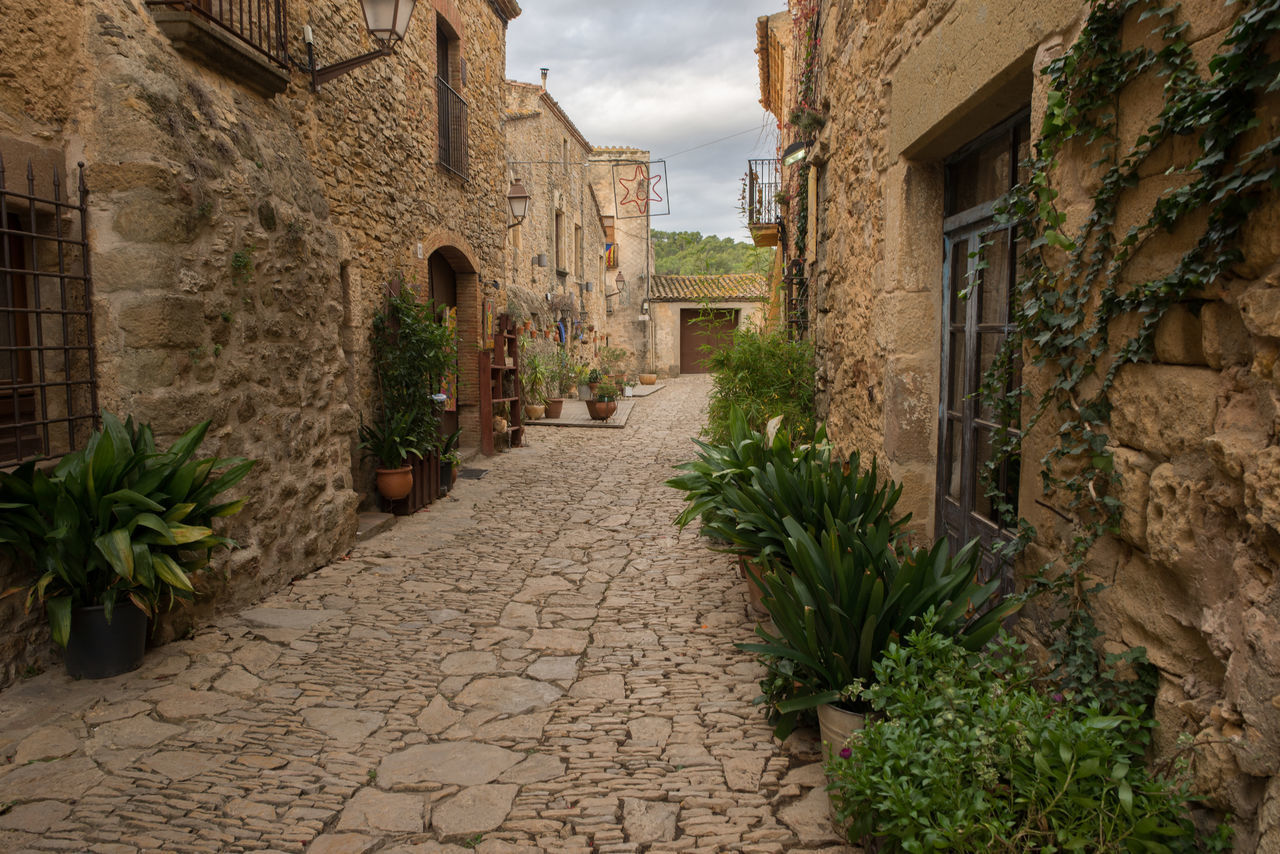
[[0, 413, 254, 646], [739, 515, 1020, 739]]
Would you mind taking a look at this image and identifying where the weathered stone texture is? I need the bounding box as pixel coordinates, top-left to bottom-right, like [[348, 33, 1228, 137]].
[[0, 0, 515, 681], [808, 0, 1279, 842]]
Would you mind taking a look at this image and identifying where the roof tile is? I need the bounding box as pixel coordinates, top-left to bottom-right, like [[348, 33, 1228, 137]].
[[649, 274, 768, 302]]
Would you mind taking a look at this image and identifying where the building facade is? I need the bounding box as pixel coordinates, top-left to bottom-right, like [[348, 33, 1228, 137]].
[[0, 0, 520, 681], [590, 147, 656, 375], [772, 0, 1280, 845], [647, 274, 768, 377]]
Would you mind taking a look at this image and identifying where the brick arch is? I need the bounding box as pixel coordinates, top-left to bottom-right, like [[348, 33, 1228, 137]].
[[420, 230, 479, 275], [419, 230, 484, 451], [431, 0, 464, 40]]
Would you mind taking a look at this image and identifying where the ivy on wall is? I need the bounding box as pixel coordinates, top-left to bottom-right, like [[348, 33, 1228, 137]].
[[981, 0, 1280, 586]]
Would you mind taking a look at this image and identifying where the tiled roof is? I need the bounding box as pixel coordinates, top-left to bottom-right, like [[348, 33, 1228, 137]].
[[649, 274, 768, 302]]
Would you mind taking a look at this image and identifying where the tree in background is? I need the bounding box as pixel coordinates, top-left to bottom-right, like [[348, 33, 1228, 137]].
[[652, 231, 773, 276]]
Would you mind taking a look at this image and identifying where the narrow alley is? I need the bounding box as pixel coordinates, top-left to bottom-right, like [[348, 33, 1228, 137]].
[[0, 376, 850, 854]]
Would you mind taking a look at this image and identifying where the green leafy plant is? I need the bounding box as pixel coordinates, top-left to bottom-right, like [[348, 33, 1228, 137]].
[[598, 346, 628, 376], [703, 325, 815, 446], [741, 520, 1016, 737], [357, 411, 423, 469], [520, 351, 548, 404], [370, 285, 456, 457], [586, 368, 603, 384], [438, 428, 462, 467], [826, 619, 1232, 853], [545, 347, 577, 398], [592, 379, 620, 402], [0, 413, 254, 646]]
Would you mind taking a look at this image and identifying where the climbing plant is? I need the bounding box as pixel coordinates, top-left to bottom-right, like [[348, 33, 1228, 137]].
[[976, 0, 1280, 682]]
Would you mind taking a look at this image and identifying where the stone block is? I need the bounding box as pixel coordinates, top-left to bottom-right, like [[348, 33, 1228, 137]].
[[1147, 460, 1243, 586], [116, 294, 207, 350], [1202, 301, 1252, 369], [1109, 364, 1218, 458], [1245, 446, 1280, 537], [111, 189, 198, 244], [882, 356, 935, 464], [1153, 303, 1206, 365], [1110, 445, 1156, 549], [1239, 283, 1280, 338]]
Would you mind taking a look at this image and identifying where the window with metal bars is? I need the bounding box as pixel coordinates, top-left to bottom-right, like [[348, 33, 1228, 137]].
[[0, 156, 98, 465]]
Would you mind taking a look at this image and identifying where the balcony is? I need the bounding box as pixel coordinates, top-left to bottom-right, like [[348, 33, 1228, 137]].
[[745, 158, 780, 247], [147, 0, 290, 95], [437, 77, 469, 179]]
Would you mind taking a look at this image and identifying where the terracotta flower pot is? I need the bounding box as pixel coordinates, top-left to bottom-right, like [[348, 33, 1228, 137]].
[[585, 399, 617, 420], [639, 373, 657, 385], [524, 403, 545, 421], [375, 466, 413, 501], [544, 398, 565, 418]]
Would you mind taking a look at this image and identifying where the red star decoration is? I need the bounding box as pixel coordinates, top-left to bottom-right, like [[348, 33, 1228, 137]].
[[618, 164, 662, 215]]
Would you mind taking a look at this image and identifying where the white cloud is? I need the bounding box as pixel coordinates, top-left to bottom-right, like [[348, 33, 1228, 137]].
[[506, 0, 785, 238]]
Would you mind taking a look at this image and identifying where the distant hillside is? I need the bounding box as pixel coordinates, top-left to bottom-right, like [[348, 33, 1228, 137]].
[[652, 231, 773, 276]]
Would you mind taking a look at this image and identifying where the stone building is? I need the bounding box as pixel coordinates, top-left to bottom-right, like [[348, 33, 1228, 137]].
[[647, 274, 768, 376], [589, 146, 657, 375], [502, 77, 608, 353], [0, 0, 520, 682], [768, 0, 1280, 845]]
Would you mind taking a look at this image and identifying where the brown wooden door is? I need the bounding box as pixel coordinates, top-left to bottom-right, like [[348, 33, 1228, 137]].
[[679, 308, 737, 374]]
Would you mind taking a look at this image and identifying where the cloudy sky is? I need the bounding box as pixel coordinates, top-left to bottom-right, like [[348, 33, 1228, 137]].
[[505, 1, 785, 241]]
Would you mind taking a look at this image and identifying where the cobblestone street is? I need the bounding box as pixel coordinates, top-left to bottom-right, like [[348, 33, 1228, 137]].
[[0, 376, 853, 854]]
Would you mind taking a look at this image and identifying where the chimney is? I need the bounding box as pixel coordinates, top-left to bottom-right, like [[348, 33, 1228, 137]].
[[540, 67, 549, 89]]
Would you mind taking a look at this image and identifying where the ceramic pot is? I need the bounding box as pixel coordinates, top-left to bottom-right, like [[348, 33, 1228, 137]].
[[544, 398, 565, 418], [738, 555, 770, 617], [65, 603, 147, 679], [375, 466, 413, 501], [817, 703, 865, 757], [524, 403, 545, 421], [585, 399, 617, 420], [639, 373, 658, 385]]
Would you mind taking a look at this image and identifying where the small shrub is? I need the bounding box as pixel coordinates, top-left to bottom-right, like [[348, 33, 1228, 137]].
[[704, 325, 814, 445], [826, 620, 1232, 853]]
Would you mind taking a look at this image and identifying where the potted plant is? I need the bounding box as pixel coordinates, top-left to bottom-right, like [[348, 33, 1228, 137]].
[[599, 346, 628, 386], [521, 352, 548, 421], [586, 379, 619, 420], [358, 411, 422, 501], [438, 428, 461, 496], [0, 413, 254, 679], [586, 368, 603, 398], [544, 348, 576, 418], [638, 371, 658, 385]]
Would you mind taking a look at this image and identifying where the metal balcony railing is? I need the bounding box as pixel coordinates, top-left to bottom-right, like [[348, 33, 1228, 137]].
[[746, 158, 781, 226], [437, 76, 469, 179], [146, 0, 289, 68]]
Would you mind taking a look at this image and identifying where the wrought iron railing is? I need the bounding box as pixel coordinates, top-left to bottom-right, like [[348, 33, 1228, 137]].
[[146, 0, 289, 68], [0, 155, 99, 464], [437, 76, 469, 179], [746, 158, 781, 227]]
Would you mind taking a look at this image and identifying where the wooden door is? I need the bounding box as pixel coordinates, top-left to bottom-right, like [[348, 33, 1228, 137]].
[[679, 308, 737, 374]]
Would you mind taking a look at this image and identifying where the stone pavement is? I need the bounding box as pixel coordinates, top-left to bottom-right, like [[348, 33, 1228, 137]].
[[0, 375, 855, 854]]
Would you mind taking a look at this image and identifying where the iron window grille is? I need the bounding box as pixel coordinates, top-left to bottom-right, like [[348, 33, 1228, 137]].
[[746, 158, 781, 227], [146, 0, 290, 68], [437, 76, 469, 179], [0, 156, 99, 465]]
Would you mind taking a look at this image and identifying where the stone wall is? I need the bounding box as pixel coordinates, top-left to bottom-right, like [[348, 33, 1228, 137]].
[[0, 0, 516, 683], [805, 0, 1279, 845], [590, 148, 655, 374], [503, 81, 608, 363]]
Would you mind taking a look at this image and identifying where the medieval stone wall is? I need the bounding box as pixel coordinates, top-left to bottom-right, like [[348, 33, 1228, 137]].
[[503, 81, 608, 360], [0, 0, 514, 683], [808, 0, 1279, 845]]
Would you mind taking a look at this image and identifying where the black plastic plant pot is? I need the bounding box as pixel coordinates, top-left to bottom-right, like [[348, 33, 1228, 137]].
[[64, 603, 147, 679]]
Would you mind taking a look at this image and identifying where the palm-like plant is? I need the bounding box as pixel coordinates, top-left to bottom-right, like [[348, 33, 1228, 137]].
[[0, 413, 254, 646]]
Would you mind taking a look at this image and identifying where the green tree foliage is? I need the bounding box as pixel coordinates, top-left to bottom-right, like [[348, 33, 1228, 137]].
[[652, 230, 773, 276]]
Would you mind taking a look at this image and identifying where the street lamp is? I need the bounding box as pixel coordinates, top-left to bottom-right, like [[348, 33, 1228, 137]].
[[305, 0, 419, 90], [782, 139, 810, 166], [506, 179, 530, 229]]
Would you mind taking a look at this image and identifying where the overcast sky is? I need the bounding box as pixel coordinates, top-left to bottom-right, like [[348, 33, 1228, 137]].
[[505, 1, 784, 241]]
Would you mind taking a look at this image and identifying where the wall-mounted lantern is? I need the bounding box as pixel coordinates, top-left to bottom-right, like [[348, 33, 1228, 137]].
[[614, 270, 626, 289], [782, 139, 810, 167], [506, 179, 530, 229], [304, 0, 419, 90]]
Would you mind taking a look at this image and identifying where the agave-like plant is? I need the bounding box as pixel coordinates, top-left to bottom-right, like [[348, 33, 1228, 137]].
[[0, 413, 254, 646], [740, 515, 1020, 738]]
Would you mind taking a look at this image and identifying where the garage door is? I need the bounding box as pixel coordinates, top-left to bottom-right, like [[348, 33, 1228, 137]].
[[679, 308, 738, 374]]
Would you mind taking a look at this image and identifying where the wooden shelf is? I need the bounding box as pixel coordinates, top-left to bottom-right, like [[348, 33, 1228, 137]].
[[479, 313, 524, 456]]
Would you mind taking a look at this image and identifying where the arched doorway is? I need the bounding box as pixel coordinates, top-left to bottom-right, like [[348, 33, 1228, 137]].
[[423, 243, 482, 454]]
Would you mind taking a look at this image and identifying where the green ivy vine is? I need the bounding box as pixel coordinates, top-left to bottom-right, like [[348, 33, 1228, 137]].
[[975, 0, 1279, 691]]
